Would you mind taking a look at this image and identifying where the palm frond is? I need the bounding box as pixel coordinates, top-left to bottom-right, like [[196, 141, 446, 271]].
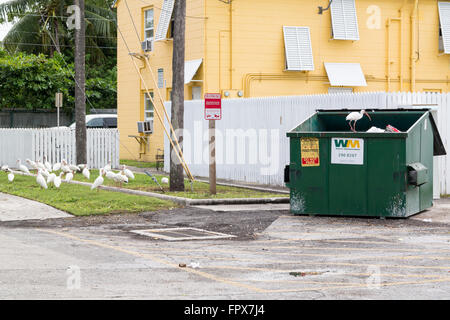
[[2, 13, 41, 54]]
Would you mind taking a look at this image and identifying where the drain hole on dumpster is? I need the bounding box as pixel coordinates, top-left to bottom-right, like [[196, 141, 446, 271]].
[[130, 227, 236, 241]]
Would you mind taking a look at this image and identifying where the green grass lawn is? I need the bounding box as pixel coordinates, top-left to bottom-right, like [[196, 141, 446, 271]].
[[74, 169, 288, 199], [120, 159, 158, 168], [0, 171, 177, 216]]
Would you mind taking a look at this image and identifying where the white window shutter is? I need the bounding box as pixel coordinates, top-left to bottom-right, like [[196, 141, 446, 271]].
[[155, 0, 175, 41], [438, 2, 450, 54], [283, 26, 314, 71], [330, 0, 359, 40]]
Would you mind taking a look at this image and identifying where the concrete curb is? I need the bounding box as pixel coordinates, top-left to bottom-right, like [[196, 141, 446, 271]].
[[127, 167, 290, 194], [9, 170, 290, 206]]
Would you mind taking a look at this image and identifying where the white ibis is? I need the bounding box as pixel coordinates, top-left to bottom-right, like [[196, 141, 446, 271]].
[[105, 170, 117, 181], [122, 165, 135, 180], [7, 169, 14, 182], [113, 170, 128, 187], [36, 160, 46, 171], [69, 163, 81, 172], [1, 164, 9, 171], [82, 166, 90, 180], [103, 161, 112, 172], [118, 170, 128, 183], [54, 172, 63, 188], [52, 161, 62, 172], [47, 172, 56, 185], [161, 177, 169, 184], [26, 159, 38, 170], [91, 169, 105, 191], [65, 170, 74, 182], [36, 170, 48, 189], [78, 164, 87, 170], [43, 156, 52, 172], [346, 110, 371, 132], [17, 159, 30, 174], [61, 160, 71, 173]]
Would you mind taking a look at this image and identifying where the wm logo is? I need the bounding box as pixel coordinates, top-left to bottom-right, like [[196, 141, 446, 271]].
[[334, 139, 360, 148]]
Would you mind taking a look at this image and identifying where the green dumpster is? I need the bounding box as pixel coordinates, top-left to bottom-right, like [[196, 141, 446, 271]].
[[284, 109, 446, 218]]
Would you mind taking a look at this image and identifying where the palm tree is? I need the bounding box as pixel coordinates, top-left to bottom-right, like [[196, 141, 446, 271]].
[[0, 0, 116, 62]]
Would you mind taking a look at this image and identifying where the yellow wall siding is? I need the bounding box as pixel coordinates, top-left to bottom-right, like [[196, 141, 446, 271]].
[[117, 0, 205, 161], [117, 0, 450, 161], [203, 0, 450, 97]]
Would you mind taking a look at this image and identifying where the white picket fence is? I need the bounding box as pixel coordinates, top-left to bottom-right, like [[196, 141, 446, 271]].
[[0, 128, 119, 169], [164, 91, 450, 196]]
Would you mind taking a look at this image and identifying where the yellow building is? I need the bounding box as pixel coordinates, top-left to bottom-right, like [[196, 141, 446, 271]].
[[115, 0, 450, 161]]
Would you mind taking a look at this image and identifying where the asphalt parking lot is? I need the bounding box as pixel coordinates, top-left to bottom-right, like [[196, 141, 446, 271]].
[[0, 198, 449, 300]]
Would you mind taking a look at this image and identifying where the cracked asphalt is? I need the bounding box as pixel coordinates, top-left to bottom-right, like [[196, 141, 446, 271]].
[[0, 199, 449, 300]]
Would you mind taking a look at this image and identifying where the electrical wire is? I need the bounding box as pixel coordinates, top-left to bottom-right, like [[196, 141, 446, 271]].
[[2, 42, 116, 49], [136, 0, 207, 20], [118, 0, 194, 180], [0, 29, 117, 39]]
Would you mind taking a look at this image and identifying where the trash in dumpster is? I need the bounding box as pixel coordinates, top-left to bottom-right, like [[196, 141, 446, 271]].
[[366, 126, 385, 133], [386, 124, 401, 133]]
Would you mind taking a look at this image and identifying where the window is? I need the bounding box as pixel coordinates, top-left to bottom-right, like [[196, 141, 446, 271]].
[[438, 2, 450, 54], [145, 92, 154, 121], [192, 87, 202, 100], [158, 68, 164, 88], [168, 16, 175, 39], [103, 117, 117, 128], [283, 26, 314, 71], [155, 0, 175, 41], [144, 9, 154, 48], [86, 118, 104, 128], [330, 0, 359, 40]]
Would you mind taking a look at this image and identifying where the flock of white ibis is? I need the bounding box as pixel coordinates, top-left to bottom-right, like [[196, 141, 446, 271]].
[[1, 157, 136, 191]]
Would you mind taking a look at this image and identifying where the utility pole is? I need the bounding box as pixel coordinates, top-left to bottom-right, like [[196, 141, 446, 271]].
[[170, 0, 186, 191], [74, 0, 87, 165]]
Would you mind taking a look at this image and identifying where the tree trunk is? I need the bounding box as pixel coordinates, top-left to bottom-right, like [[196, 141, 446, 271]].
[[74, 0, 87, 165], [169, 0, 186, 191]]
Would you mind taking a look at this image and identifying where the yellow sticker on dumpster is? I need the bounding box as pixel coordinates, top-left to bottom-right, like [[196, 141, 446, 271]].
[[301, 138, 320, 167]]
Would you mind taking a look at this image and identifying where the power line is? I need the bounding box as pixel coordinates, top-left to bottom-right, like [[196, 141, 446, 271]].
[[1, 42, 116, 49], [0, 30, 117, 39], [136, 0, 207, 20], [2, 12, 116, 21]]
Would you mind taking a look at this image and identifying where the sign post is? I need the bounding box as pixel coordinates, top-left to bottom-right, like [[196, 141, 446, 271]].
[[205, 93, 222, 195], [55, 92, 63, 127]]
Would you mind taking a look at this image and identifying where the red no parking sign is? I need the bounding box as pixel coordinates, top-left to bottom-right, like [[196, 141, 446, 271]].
[[204, 93, 222, 120]]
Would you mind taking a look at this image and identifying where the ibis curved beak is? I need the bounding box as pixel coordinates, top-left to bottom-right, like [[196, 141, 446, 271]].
[[365, 112, 372, 121]]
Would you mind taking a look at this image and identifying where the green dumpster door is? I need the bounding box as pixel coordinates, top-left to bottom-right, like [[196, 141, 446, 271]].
[[289, 137, 329, 215], [329, 137, 367, 216], [367, 138, 406, 217]]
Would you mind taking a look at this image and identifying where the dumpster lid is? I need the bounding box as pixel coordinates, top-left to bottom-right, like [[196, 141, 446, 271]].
[[313, 108, 446, 156]]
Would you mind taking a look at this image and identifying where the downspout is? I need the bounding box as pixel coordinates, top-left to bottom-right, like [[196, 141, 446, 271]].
[[386, 18, 391, 92], [229, 1, 233, 89], [386, 17, 401, 92], [203, 0, 208, 93], [411, 0, 419, 92]]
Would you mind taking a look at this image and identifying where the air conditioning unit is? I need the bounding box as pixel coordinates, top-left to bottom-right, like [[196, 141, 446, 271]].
[[141, 39, 153, 52], [137, 120, 153, 134]]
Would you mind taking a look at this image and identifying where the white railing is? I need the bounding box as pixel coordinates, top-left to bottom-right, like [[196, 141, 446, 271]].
[[0, 128, 119, 169], [164, 91, 450, 196]]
